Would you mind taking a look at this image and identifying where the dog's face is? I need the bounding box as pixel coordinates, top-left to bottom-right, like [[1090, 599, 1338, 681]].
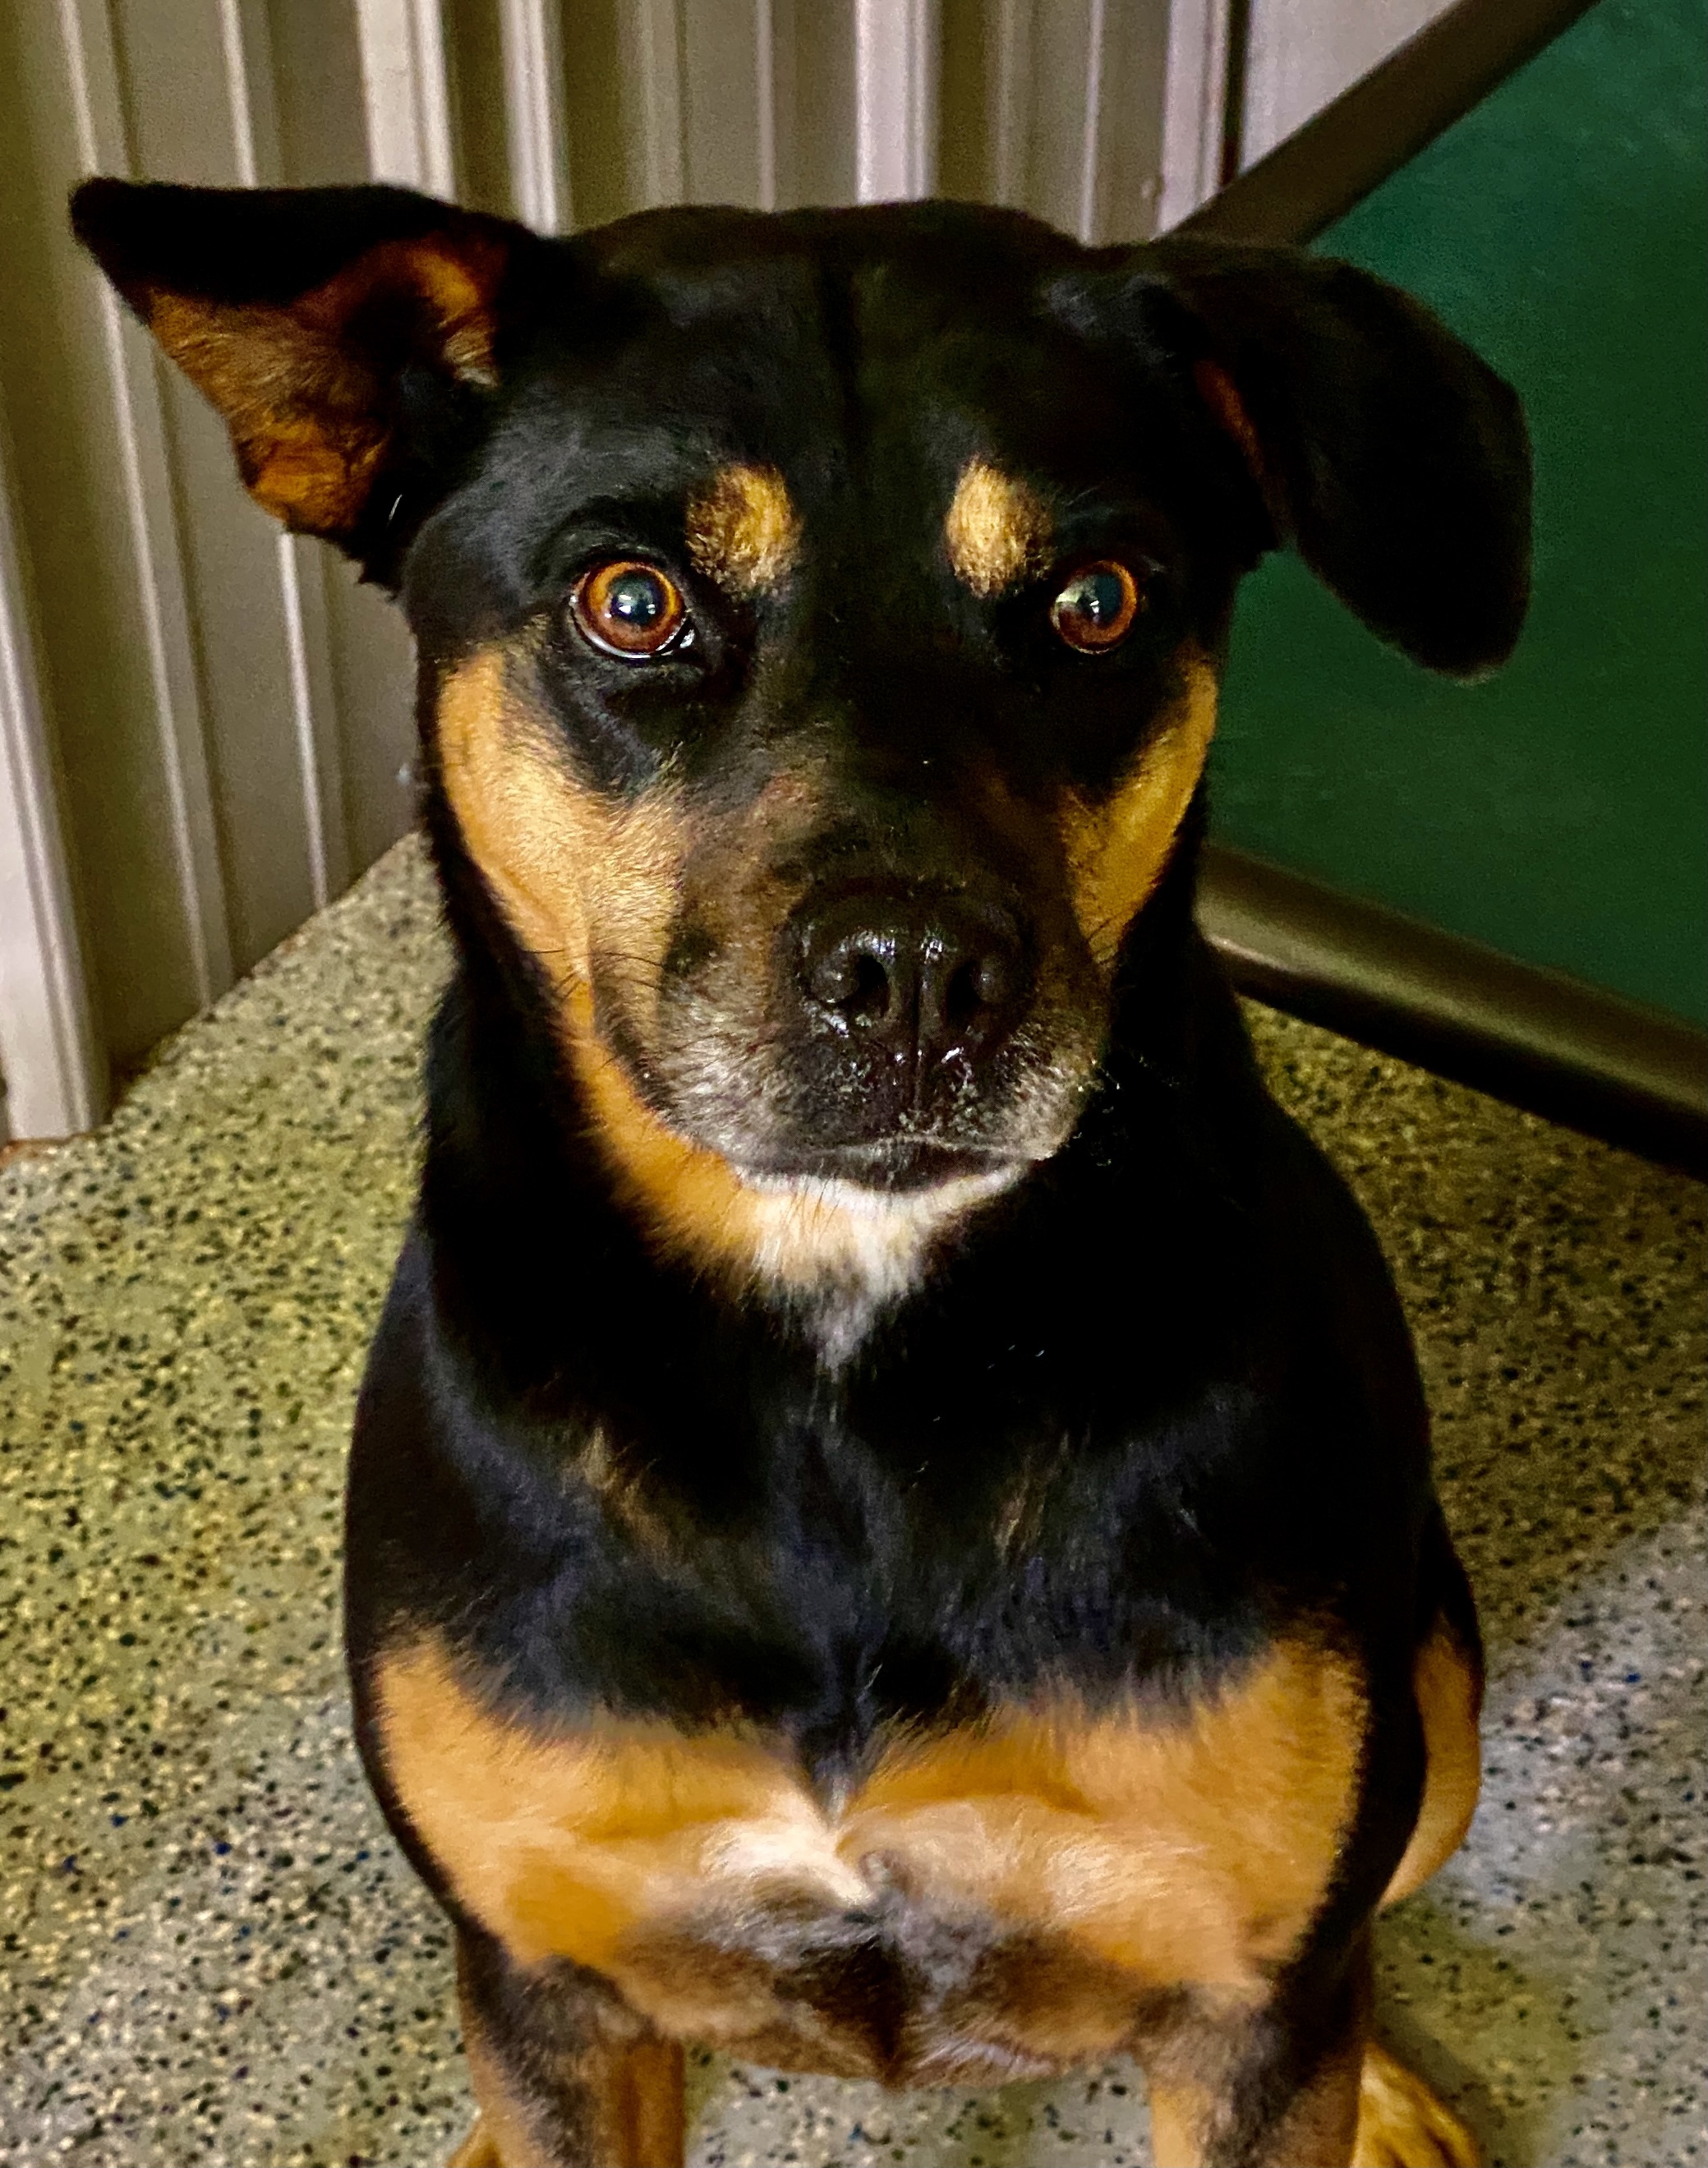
[[409, 209, 1258, 1203], [73, 186, 1529, 1319]]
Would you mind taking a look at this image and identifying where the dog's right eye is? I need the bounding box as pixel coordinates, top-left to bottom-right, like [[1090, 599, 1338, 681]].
[[1049, 560, 1144, 653], [573, 560, 690, 659]]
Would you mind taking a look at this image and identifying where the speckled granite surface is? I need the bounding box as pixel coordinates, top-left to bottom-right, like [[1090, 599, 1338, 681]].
[[1, 839, 1702, 2168]]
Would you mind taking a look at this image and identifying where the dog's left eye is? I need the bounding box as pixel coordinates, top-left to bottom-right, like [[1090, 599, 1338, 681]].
[[1050, 561, 1143, 652], [573, 560, 690, 659]]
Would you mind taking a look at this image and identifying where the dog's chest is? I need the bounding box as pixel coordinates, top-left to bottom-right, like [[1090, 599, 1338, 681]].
[[377, 1633, 1365, 2084]]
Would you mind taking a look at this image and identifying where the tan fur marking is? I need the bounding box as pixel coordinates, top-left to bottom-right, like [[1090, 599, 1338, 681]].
[[1146, 2080, 1209, 2168], [390, 242, 502, 388], [142, 236, 502, 534], [686, 463, 800, 593], [847, 1637, 1365, 1992], [945, 458, 1052, 596], [376, 1632, 1365, 2067], [613, 2039, 688, 2168], [1381, 1622, 1483, 1908], [447, 2106, 504, 2167], [1194, 358, 1266, 486], [577, 1425, 681, 1559], [246, 426, 386, 530], [1060, 649, 1219, 970], [435, 643, 685, 1033], [149, 292, 386, 530], [450, 2061, 535, 2168], [1352, 2041, 1480, 2166], [376, 1638, 865, 1977]]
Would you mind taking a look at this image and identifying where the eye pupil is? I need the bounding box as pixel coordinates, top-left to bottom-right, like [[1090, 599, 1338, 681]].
[[610, 571, 666, 625], [1078, 571, 1121, 624], [1051, 559, 1142, 651]]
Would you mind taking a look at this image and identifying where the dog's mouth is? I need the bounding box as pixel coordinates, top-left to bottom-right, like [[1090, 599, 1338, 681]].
[[734, 1137, 1036, 1198], [608, 874, 1107, 1210]]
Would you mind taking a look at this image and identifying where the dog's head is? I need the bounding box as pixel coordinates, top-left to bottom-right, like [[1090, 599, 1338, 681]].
[[74, 183, 1529, 1327]]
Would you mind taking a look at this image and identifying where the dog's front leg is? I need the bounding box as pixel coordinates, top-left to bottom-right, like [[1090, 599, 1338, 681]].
[[1143, 1934, 1476, 2168], [1144, 1966, 1364, 2168], [449, 1926, 685, 2168]]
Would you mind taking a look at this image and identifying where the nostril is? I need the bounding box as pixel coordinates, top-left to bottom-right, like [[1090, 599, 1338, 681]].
[[943, 952, 1011, 1036], [843, 951, 893, 1028], [808, 940, 895, 1029]]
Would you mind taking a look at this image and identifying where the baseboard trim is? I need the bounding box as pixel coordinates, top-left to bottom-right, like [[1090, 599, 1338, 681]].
[[1199, 845, 1708, 1178], [1179, 0, 1602, 246]]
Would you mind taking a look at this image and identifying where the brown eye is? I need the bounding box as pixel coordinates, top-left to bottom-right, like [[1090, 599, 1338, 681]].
[[1050, 560, 1143, 651], [573, 559, 688, 657]]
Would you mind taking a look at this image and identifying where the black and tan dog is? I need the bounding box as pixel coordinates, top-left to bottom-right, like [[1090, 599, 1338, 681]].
[[73, 177, 1530, 2167]]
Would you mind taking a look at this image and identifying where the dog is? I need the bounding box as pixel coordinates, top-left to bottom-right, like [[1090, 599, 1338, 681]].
[[73, 175, 1529, 2168]]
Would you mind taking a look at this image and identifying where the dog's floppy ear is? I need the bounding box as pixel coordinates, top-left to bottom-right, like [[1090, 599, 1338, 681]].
[[71, 179, 539, 581], [1052, 238, 1532, 676]]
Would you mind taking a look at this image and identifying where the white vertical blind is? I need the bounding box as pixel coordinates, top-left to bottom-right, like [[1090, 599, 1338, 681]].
[[357, 0, 458, 195], [0, 423, 103, 1140], [1160, 0, 1233, 228], [499, 0, 572, 230], [1241, 0, 1456, 165], [855, 0, 939, 200]]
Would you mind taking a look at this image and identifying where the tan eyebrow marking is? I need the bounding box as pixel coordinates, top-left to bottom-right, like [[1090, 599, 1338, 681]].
[[685, 463, 801, 594], [944, 458, 1052, 596]]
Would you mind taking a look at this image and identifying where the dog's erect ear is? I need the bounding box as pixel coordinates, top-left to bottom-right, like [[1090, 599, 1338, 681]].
[[71, 179, 539, 579], [1052, 238, 1532, 676]]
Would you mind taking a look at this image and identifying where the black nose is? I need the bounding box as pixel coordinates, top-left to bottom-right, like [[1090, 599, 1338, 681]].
[[795, 888, 1028, 1073]]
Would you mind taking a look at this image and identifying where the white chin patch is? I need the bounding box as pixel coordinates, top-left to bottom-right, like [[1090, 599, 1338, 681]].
[[734, 1162, 1028, 1367]]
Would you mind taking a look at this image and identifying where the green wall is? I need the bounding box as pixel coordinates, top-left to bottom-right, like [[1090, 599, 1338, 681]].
[[1210, 0, 1708, 1024]]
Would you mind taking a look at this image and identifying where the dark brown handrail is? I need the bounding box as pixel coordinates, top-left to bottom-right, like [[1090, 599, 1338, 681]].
[[1178, 0, 1604, 246]]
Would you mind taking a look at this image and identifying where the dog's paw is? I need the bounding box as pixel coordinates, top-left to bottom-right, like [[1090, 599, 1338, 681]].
[[448, 2115, 502, 2168], [1351, 2042, 1480, 2167]]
